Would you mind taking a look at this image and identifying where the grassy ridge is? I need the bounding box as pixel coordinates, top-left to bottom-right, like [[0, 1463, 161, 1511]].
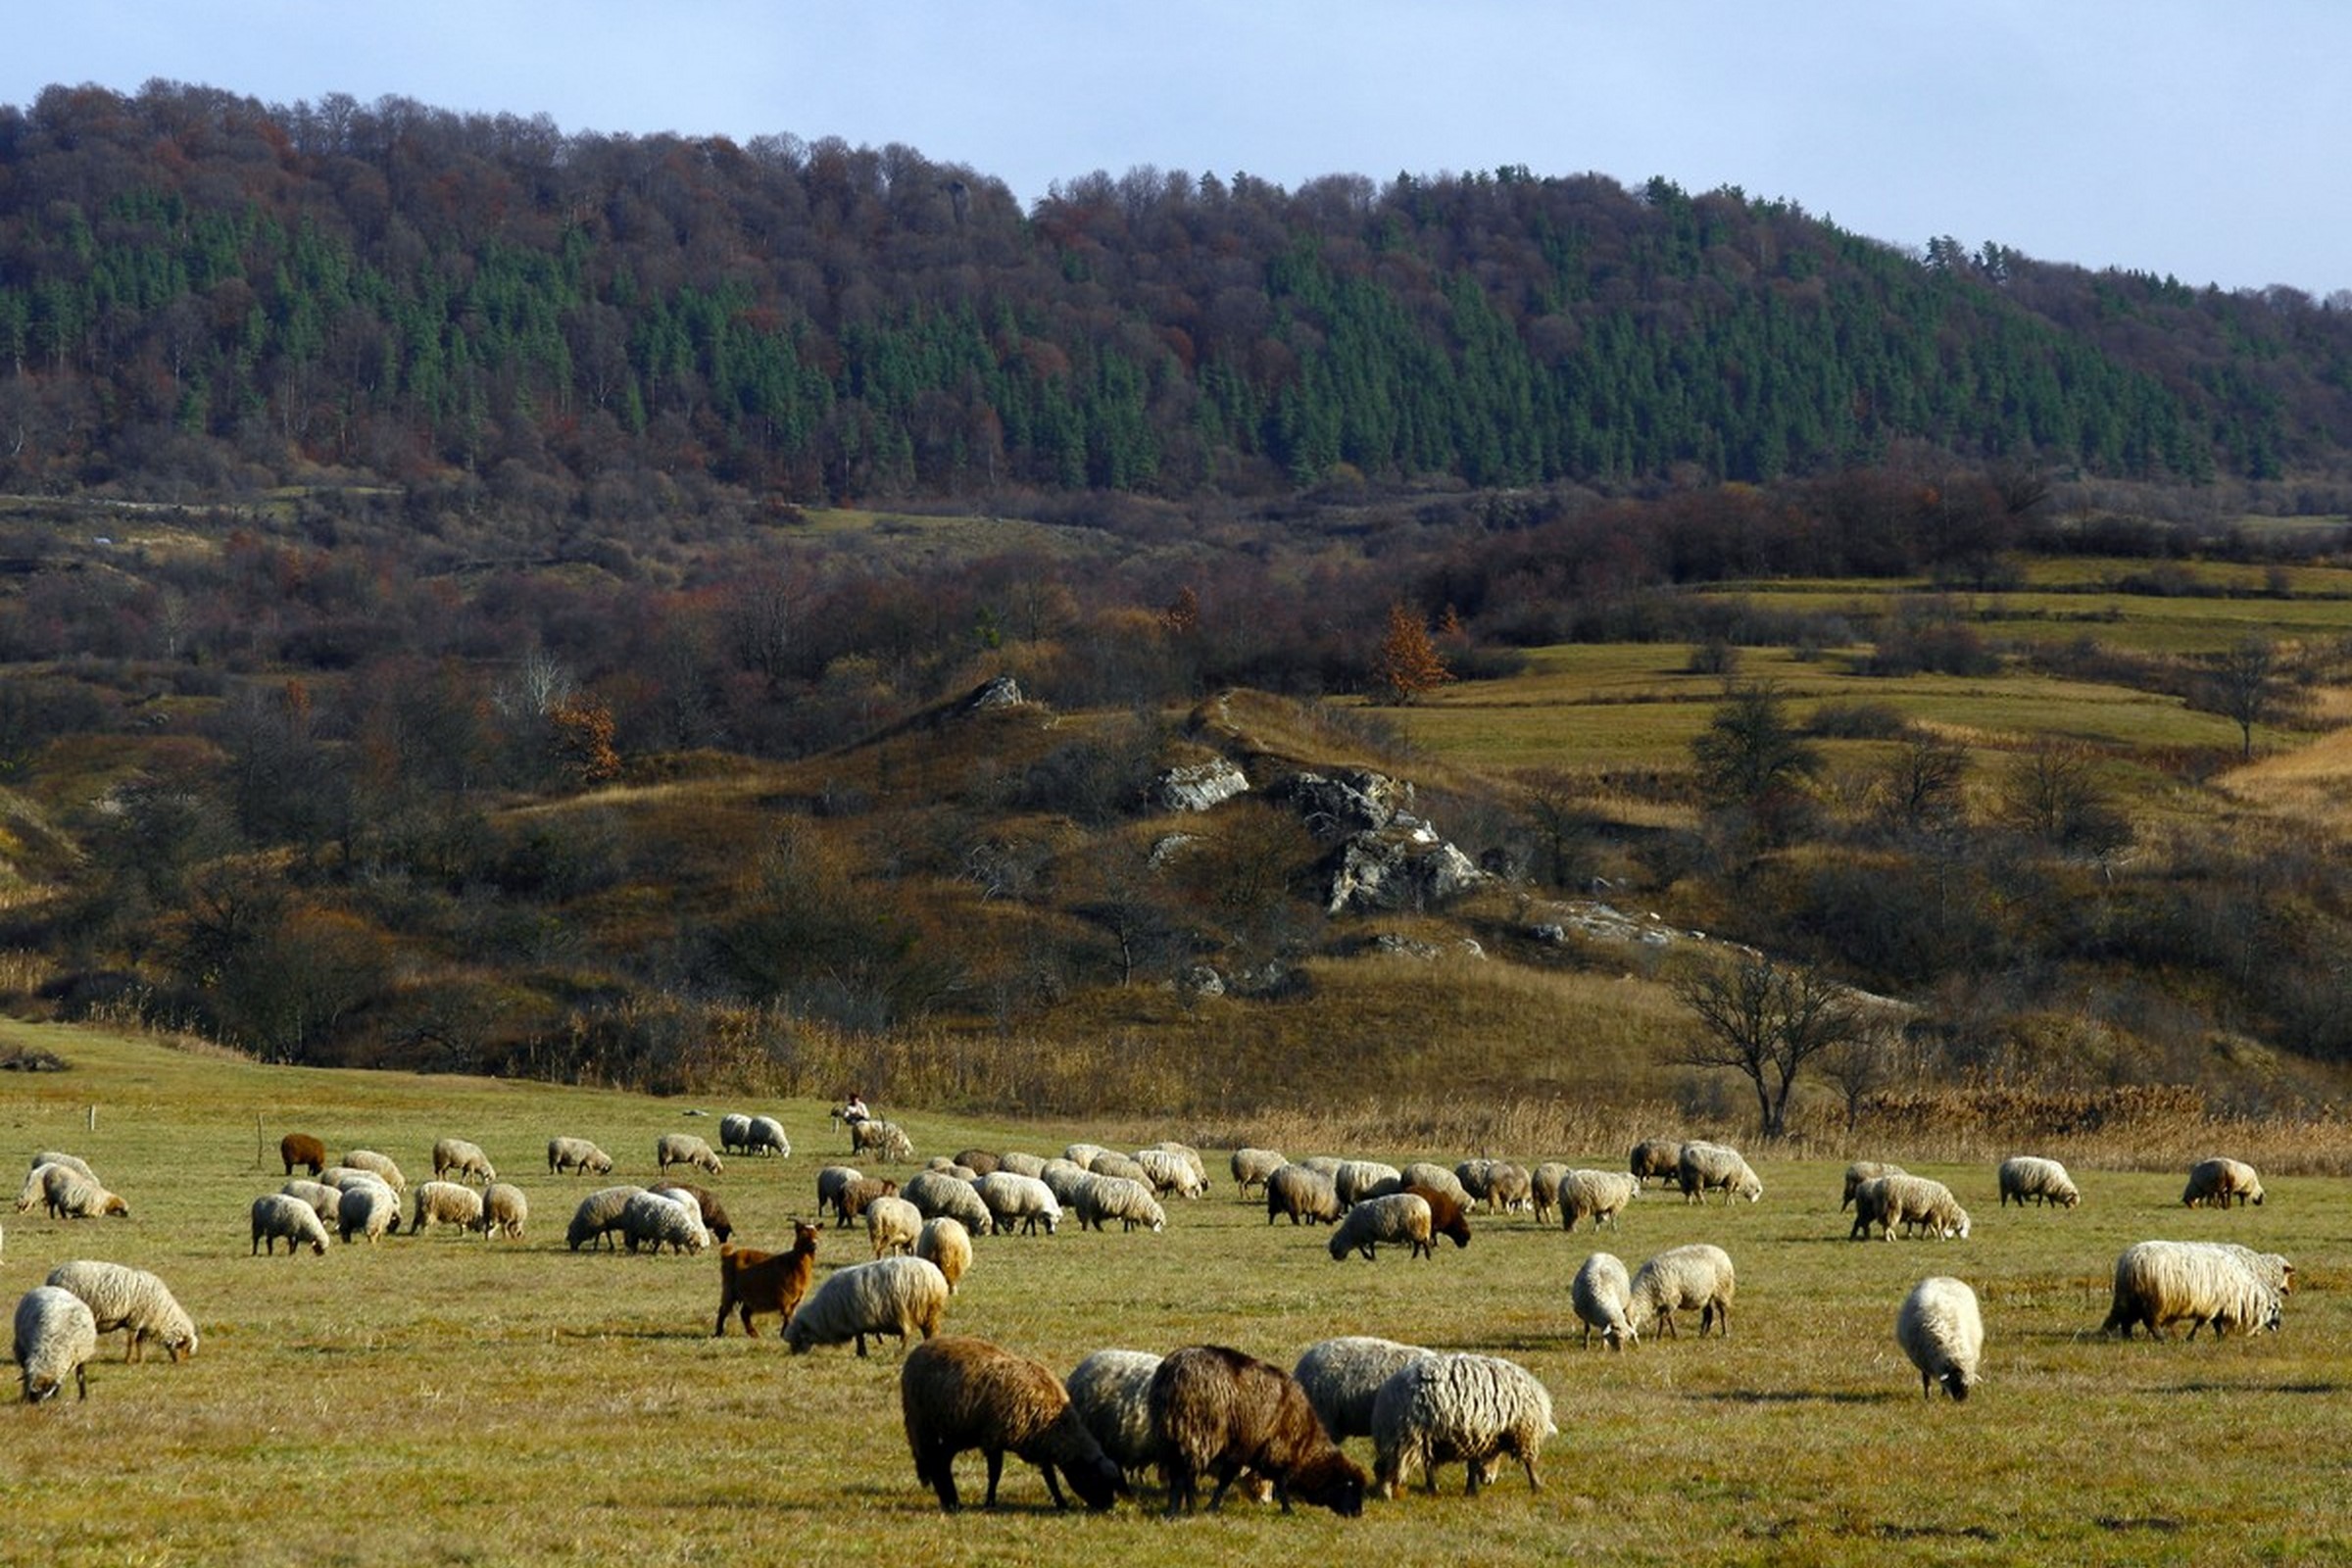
[[1, 1022, 2346, 1566]]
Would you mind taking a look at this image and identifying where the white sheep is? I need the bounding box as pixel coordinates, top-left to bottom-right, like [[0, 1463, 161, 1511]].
[[43, 1260, 197, 1363], [746, 1115, 791, 1157], [1073, 1175, 1166, 1233], [409, 1180, 486, 1238], [1038, 1160, 1095, 1209], [2103, 1240, 2282, 1341], [14, 1161, 60, 1213], [866, 1195, 924, 1257], [1370, 1351, 1556, 1497], [2213, 1243, 2294, 1298], [338, 1182, 402, 1244], [1292, 1336, 1434, 1442], [1383, 1161, 1468, 1207], [280, 1179, 345, 1221], [430, 1138, 496, 1183], [1677, 1142, 1761, 1204], [1629, 1243, 1737, 1339], [2181, 1156, 2263, 1209], [14, 1286, 98, 1402], [1266, 1163, 1345, 1225], [546, 1137, 613, 1177], [975, 1172, 1062, 1235], [250, 1193, 329, 1255], [784, 1255, 951, 1356], [1556, 1168, 1642, 1233], [717, 1113, 756, 1155], [320, 1166, 395, 1194], [851, 1120, 915, 1164], [900, 1171, 994, 1237], [1840, 1160, 1906, 1210], [477, 1182, 528, 1240], [1066, 1348, 1169, 1478], [564, 1185, 647, 1250], [620, 1190, 711, 1254], [39, 1165, 130, 1220], [1998, 1155, 2080, 1209], [1328, 1193, 1435, 1261], [997, 1152, 1048, 1179], [656, 1132, 725, 1176], [1131, 1148, 1205, 1200], [1088, 1152, 1151, 1186], [915, 1216, 973, 1293], [1896, 1276, 1984, 1399], [1333, 1159, 1403, 1206], [1061, 1143, 1108, 1170], [1229, 1148, 1286, 1198], [1851, 1174, 1971, 1241], [341, 1150, 408, 1193], [1570, 1251, 1638, 1350], [28, 1151, 96, 1182]]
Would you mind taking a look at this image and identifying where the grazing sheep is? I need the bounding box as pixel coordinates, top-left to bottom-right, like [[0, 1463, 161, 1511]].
[[647, 1181, 730, 1243], [621, 1190, 712, 1254], [1298, 1155, 1345, 1178], [1852, 1174, 1972, 1242], [996, 1152, 1047, 1179], [319, 1165, 392, 1195], [1333, 1159, 1403, 1206], [1131, 1149, 1205, 1200], [337, 1182, 402, 1244], [15, 1287, 98, 1402], [1896, 1276, 1984, 1400], [1150, 1345, 1368, 1516], [744, 1115, 790, 1157], [1556, 1168, 1642, 1233], [1073, 1175, 1167, 1234], [408, 1181, 486, 1238], [42, 1167, 130, 1220], [2103, 1240, 2283, 1341], [1841, 1160, 1906, 1210], [1629, 1244, 1737, 1339], [1485, 1162, 1535, 1213], [340, 1150, 407, 1194], [430, 1138, 496, 1183], [1266, 1164, 1345, 1226], [2214, 1243, 2294, 1298], [900, 1171, 993, 1237], [784, 1255, 951, 1356], [251, 1193, 329, 1256], [831, 1175, 903, 1229], [656, 1132, 724, 1177], [1403, 1184, 1474, 1250], [1328, 1193, 1435, 1261], [1529, 1162, 1571, 1224], [714, 1222, 821, 1337], [851, 1119, 915, 1164], [281, 1179, 345, 1221], [1038, 1160, 1095, 1209], [1371, 1352, 1556, 1497], [565, 1185, 647, 1251], [1629, 1139, 1683, 1187], [2182, 1156, 2264, 1209], [1068, 1349, 1169, 1479], [43, 1260, 197, 1363], [902, 1337, 1126, 1512], [15, 1162, 62, 1213], [952, 1149, 1004, 1177], [28, 1151, 96, 1182], [1998, 1155, 2081, 1209], [1393, 1162, 1473, 1207], [718, 1113, 755, 1155], [279, 1133, 327, 1177], [1453, 1158, 1500, 1207], [1088, 1152, 1151, 1187], [1292, 1336, 1435, 1443], [915, 1216, 973, 1294], [975, 1172, 1062, 1236], [547, 1137, 613, 1177], [1230, 1148, 1286, 1199], [1677, 1142, 1762, 1204], [815, 1164, 863, 1211], [1061, 1143, 1108, 1170], [866, 1195, 924, 1257], [477, 1182, 528, 1240], [1571, 1251, 1638, 1350]]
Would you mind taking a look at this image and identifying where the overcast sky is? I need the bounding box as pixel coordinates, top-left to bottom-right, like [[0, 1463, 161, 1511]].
[[9, 2, 2345, 295]]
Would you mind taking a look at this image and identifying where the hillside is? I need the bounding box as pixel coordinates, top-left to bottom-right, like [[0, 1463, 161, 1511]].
[[3, 81, 2351, 513]]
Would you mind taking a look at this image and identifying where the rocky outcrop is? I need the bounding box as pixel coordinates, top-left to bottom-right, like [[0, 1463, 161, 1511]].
[[1324, 823, 1488, 913], [1153, 757, 1250, 812]]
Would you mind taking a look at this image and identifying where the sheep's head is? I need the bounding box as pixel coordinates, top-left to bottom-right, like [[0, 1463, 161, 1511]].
[[105, 1196, 130, 1218], [1288, 1449, 1368, 1517]]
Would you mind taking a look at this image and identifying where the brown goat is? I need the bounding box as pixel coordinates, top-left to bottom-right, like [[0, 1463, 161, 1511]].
[[714, 1222, 820, 1338], [1150, 1345, 1367, 1517], [279, 1133, 327, 1177], [1405, 1183, 1474, 1250]]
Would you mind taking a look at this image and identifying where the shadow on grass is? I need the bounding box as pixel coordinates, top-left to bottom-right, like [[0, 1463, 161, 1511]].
[[1697, 1389, 1891, 1406]]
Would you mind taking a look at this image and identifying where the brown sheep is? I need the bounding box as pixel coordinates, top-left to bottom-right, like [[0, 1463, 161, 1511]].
[[279, 1133, 327, 1177], [1629, 1138, 1682, 1187], [952, 1149, 1004, 1176], [1150, 1345, 1368, 1517], [1404, 1183, 1474, 1250], [655, 1180, 734, 1244], [900, 1337, 1126, 1513], [1265, 1164, 1344, 1226], [713, 1222, 820, 1338], [831, 1175, 899, 1228]]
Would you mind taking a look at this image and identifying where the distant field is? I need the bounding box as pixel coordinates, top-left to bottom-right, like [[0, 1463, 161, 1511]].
[[1, 1025, 2344, 1567]]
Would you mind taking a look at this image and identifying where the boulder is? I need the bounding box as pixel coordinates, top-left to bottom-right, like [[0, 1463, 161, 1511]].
[[1153, 757, 1250, 812]]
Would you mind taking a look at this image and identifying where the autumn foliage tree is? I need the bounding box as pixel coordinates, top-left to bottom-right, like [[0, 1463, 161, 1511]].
[[1372, 601, 1453, 704]]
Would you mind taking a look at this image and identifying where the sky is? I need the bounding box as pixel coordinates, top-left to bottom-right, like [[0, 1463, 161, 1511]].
[[7, 2, 2346, 296]]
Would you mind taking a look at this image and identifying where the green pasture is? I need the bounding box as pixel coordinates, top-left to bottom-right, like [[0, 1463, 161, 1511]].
[[2, 1024, 2346, 1567]]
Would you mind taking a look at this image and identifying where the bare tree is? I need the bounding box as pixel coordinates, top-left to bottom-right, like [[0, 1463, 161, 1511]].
[[1670, 952, 1874, 1139], [2197, 634, 2284, 760]]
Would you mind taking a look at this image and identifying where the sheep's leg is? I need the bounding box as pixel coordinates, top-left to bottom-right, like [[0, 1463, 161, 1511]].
[[1519, 1451, 1542, 1491], [854, 1333, 869, 1357], [982, 1448, 1005, 1508], [922, 1444, 961, 1511], [1038, 1461, 1069, 1510]]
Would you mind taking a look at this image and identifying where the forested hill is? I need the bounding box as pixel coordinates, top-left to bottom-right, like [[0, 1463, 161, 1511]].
[[3, 80, 2350, 505]]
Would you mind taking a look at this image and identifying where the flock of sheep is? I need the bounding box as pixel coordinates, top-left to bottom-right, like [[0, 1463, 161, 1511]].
[[6, 1108, 2300, 1525]]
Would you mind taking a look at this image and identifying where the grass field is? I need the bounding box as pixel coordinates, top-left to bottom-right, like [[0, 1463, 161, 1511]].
[[2, 1023, 2346, 1567]]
